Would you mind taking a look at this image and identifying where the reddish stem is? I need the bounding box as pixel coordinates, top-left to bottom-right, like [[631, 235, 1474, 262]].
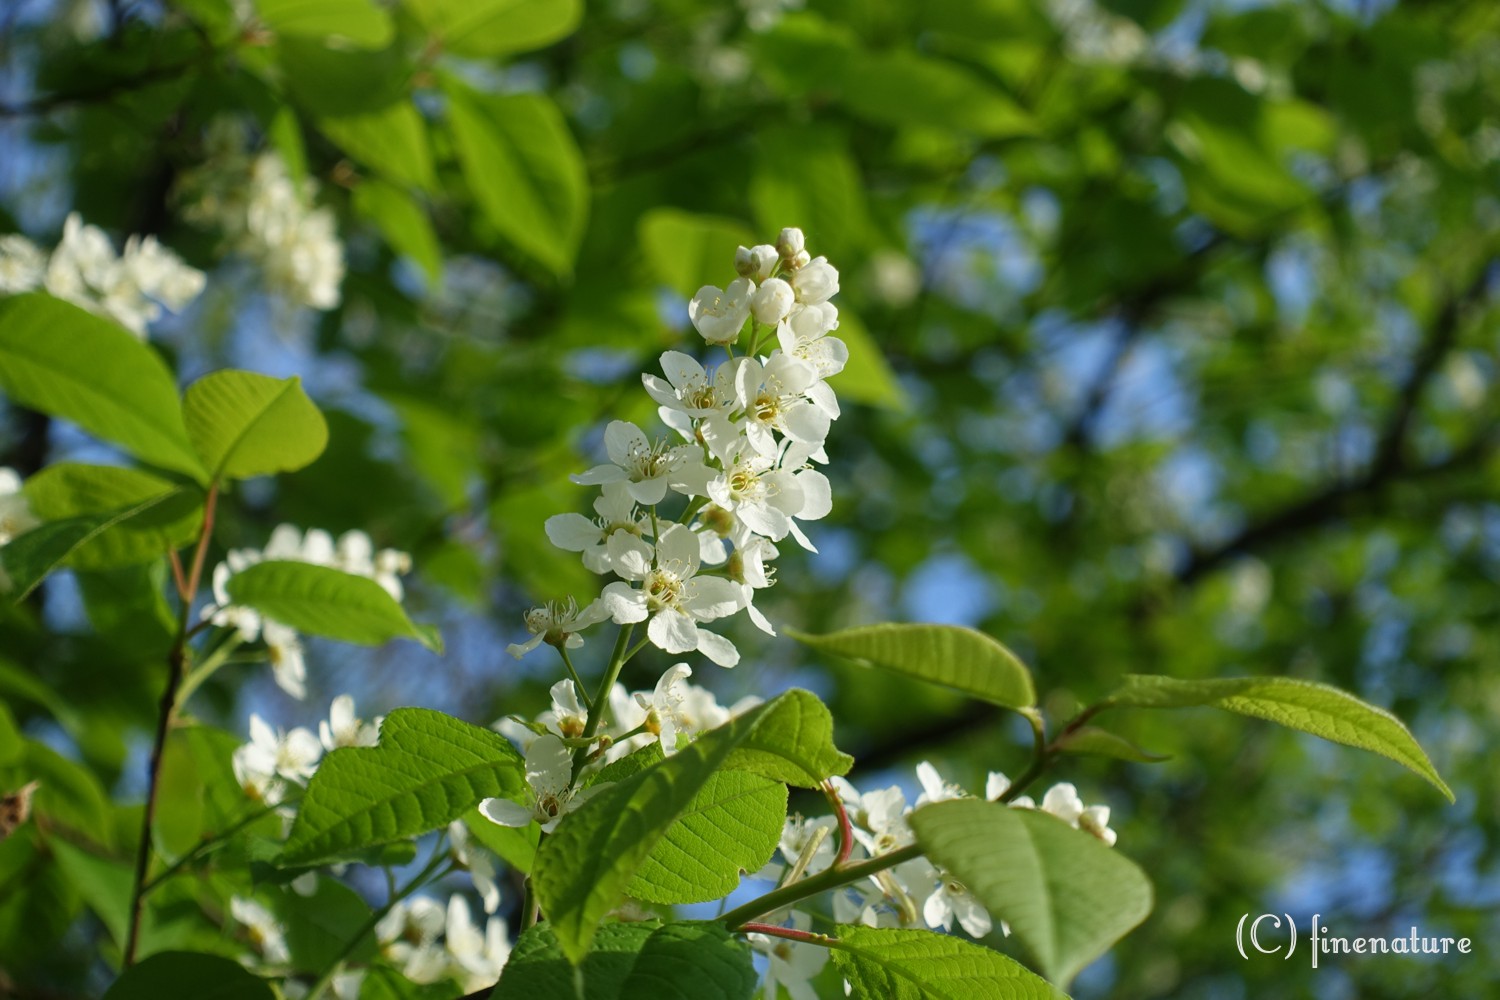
[[738, 922, 836, 946], [823, 779, 854, 867]]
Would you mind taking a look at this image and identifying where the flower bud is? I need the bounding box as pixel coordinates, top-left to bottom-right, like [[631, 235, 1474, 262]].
[[787, 249, 810, 270], [750, 276, 795, 325], [734, 245, 756, 278], [689, 278, 755, 345], [777, 227, 805, 259], [748, 244, 779, 281]]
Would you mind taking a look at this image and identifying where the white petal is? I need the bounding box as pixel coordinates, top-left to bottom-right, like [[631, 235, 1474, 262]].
[[544, 513, 600, 552], [601, 582, 649, 623], [648, 609, 700, 654], [572, 464, 627, 486], [603, 421, 648, 467], [479, 797, 534, 828], [794, 470, 832, 521], [695, 628, 740, 667]]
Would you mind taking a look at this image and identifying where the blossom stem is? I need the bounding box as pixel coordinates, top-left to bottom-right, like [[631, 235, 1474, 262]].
[[124, 480, 219, 967], [572, 623, 636, 780], [720, 842, 924, 930], [520, 876, 539, 931], [305, 850, 455, 1000], [174, 630, 242, 707]]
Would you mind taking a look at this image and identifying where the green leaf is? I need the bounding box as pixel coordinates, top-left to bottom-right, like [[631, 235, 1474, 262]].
[[404, 0, 582, 58], [255, 0, 393, 48], [829, 926, 1066, 999], [1052, 726, 1169, 764], [2, 489, 187, 600], [46, 834, 134, 947], [838, 49, 1033, 138], [628, 770, 786, 904], [618, 922, 758, 1000], [832, 309, 907, 410], [103, 951, 275, 1000], [1102, 674, 1454, 801], [225, 560, 442, 652], [790, 623, 1035, 710], [354, 180, 443, 287], [0, 701, 19, 764], [182, 371, 329, 482], [23, 463, 203, 570], [534, 689, 850, 963], [494, 921, 757, 1000], [278, 878, 378, 972], [909, 800, 1152, 987], [638, 209, 756, 299], [493, 921, 656, 999], [320, 102, 436, 192], [280, 708, 524, 865], [445, 80, 588, 279], [0, 293, 203, 479]]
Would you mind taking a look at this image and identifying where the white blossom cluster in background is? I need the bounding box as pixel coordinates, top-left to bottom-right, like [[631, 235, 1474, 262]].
[[512, 226, 844, 671], [0, 214, 204, 337], [231, 694, 380, 807], [749, 764, 1119, 999], [0, 467, 39, 593], [180, 119, 346, 311], [229, 699, 512, 993], [205, 524, 412, 698], [480, 664, 762, 834]]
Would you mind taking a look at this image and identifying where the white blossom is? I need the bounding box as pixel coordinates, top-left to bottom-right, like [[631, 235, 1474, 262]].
[[0, 468, 39, 545], [0, 236, 47, 293], [688, 278, 755, 345], [506, 597, 606, 659], [319, 694, 381, 751], [750, 276, 795, 325], [232, 715, 321, 804], [448, 822, 504, 915], [377, 897, 450, 984], [789, 255, 839, 305], [734, 352, 831, 459], [545, 481, 651, 575], [599, 524, 743, 666], [922, 871, 993, 938], [230, 896, 290, 965], [572, 421, 713, 505], [479, 734, 601, 833], [444, 895, 512, 992]]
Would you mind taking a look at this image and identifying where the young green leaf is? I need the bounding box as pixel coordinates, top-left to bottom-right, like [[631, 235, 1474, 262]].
[[445, 79, 588, 279], [908, 800, 1152, 987], [319, 102, 436, 192], [353, 180, 443, 287], [829, 926, 1068, 1000], [462, 806, 539, 874], [494, 921, 757, 1000], [2, 490, 187, 600], [24, 463, 203, 570], [0, 293, 203, 480], [1052, 726, 1169, 764], [789, 623, 1035, 710], [254, 0, 393, 47], [225, 560, 442, 652], [533, 689, 851, 964], [182, 371, 329, 482], [102, 951, 274, 1000], [1102, 674, 1453, 800], [280, 708, 524, 865], [627, 770, 786, 904], [405, 0, 583, 58]]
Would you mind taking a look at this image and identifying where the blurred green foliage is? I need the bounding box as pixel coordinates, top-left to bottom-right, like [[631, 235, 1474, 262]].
[[2, 0, 1499, 996]]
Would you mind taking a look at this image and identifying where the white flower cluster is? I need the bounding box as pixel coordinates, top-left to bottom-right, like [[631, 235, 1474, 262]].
[[231, 694, 380, 807], [206, 524, 412, 699], [374, 892, 511, 993], [181, 120, 345, 311], [228, 878, 509, 995], [518, 227, 844, 669], [480, 665, 761, 834], [0, 214, 204, 337], [749, 762, 1120, 997]]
